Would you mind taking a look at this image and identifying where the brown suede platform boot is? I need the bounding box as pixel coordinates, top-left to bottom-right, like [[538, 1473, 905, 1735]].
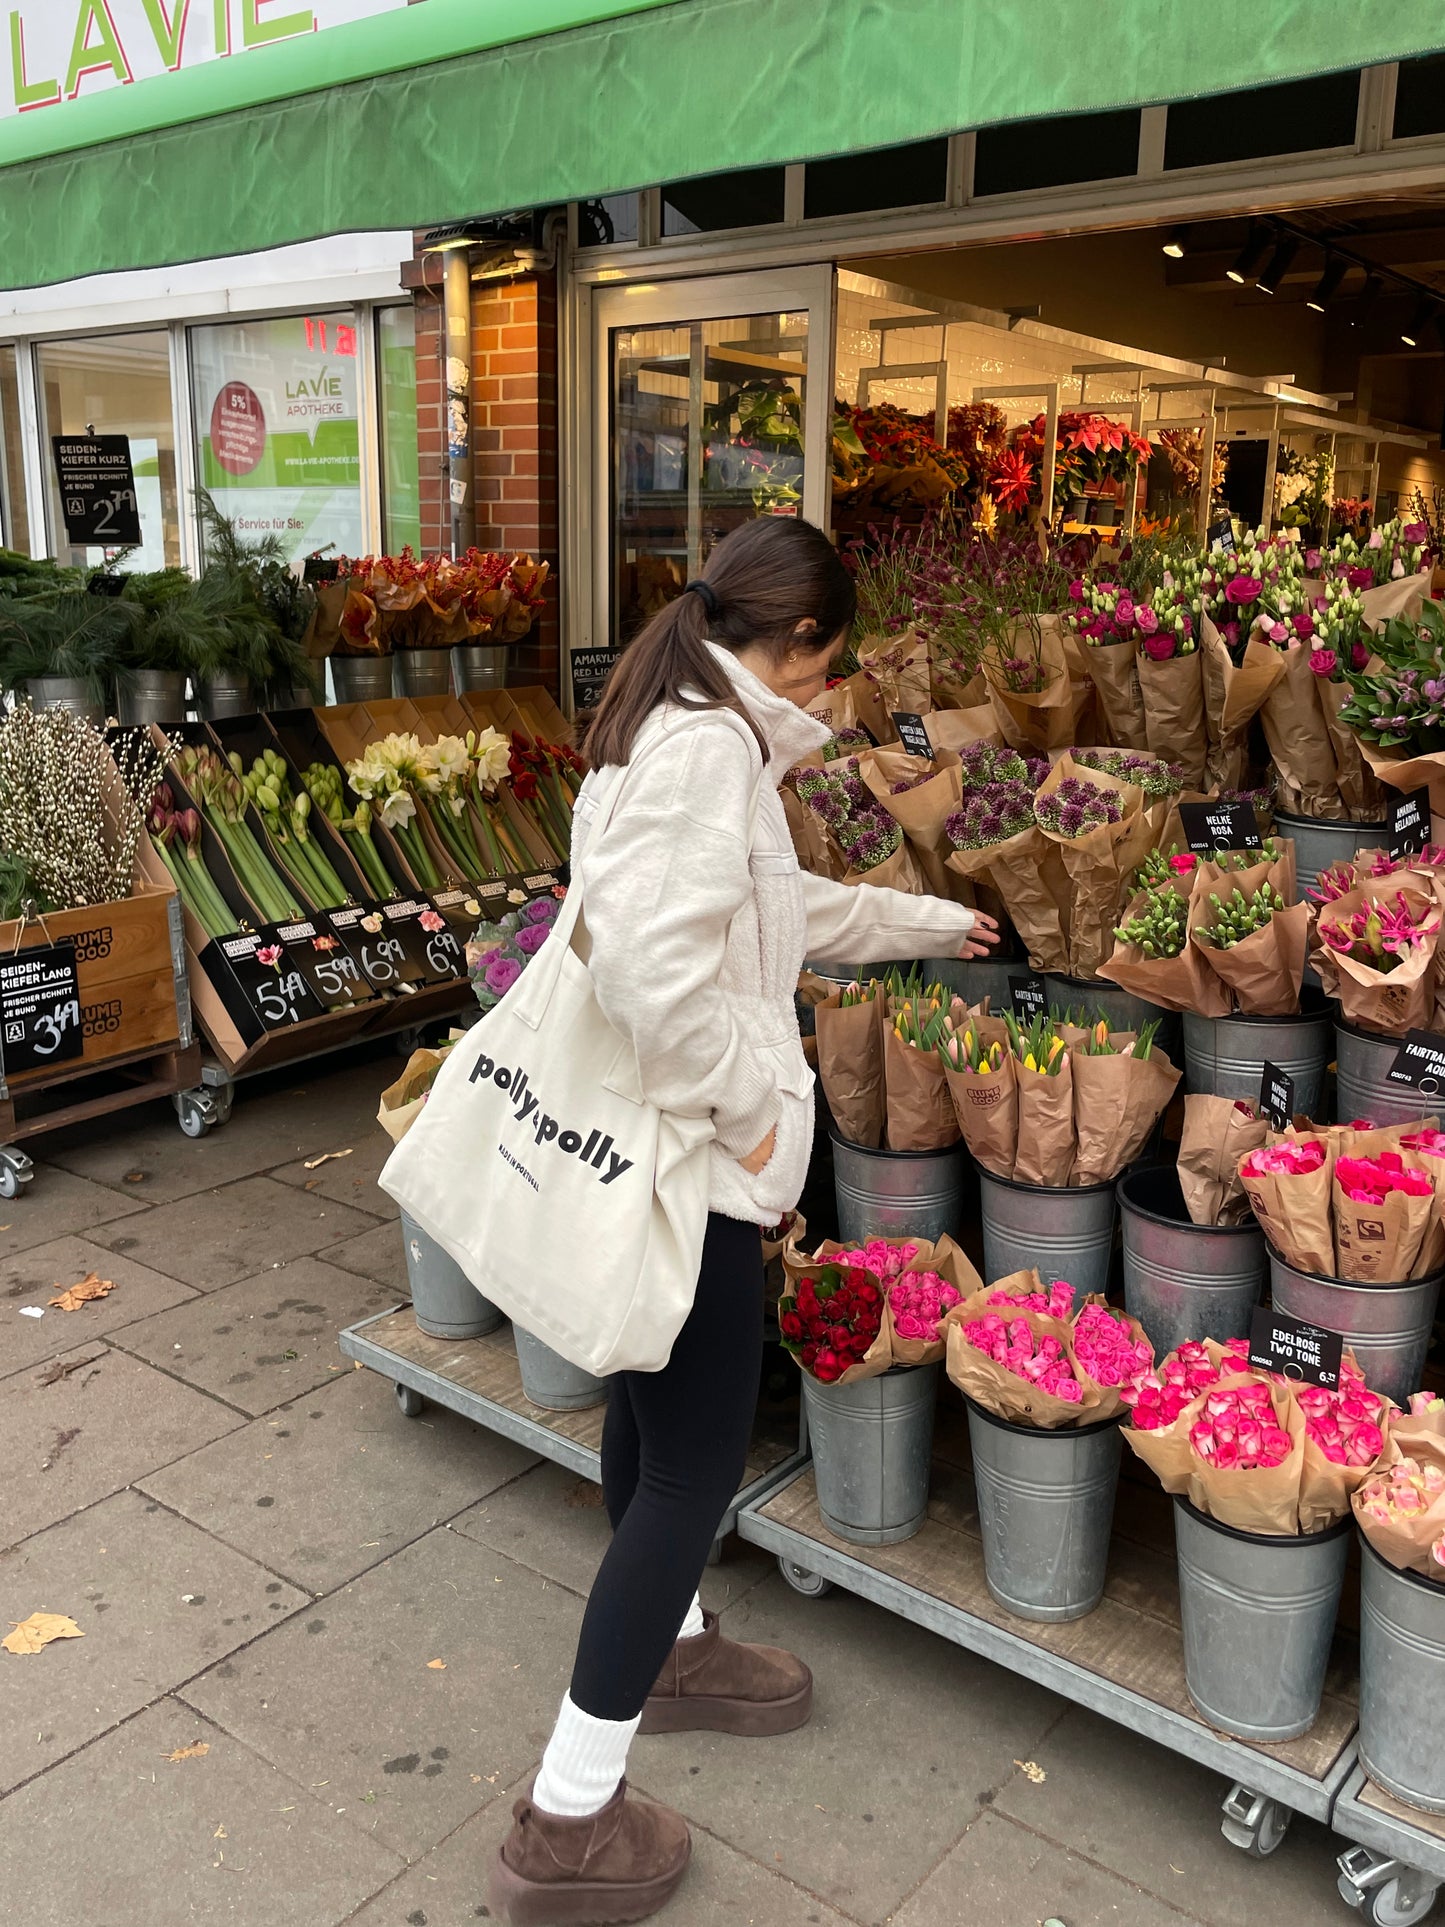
[[489, 1780, 690, 1926], [638, 1609, 813, 1736]]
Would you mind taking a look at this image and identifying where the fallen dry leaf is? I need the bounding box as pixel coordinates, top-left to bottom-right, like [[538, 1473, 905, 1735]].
[[122, 1170, 146, 1184], [1014, 1759, 1047, 1784], [3, 1612, 84, 1655], [426, 1658, 446, 1670], [167, 1742, 210, 1762], [49, 1273, 115, 1313], [303, 1149, 353, 1171], [303, 1180, 320, 1192]]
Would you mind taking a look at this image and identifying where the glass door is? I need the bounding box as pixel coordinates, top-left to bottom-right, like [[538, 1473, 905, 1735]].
[[593, 269, 834, 648]]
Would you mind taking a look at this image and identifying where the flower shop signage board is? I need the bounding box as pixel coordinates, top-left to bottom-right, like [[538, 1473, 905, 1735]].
[[1248, 1306, 1344, 1391], [1260, 1060, 1294, 1133], [1387, 1029, 1445, 1095], [1388, 788, 1431, 862], [1009, 974, 1048, 1022], [1177, 800, 1262, 855], [51, 435, 141, 547]]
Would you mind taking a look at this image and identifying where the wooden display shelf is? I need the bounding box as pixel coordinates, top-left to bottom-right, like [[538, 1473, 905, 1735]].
[[1, 1040, 202, 1143]]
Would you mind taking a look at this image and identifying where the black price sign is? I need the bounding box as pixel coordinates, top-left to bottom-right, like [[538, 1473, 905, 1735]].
[[1388, 787, 1431, 861], [475, 871, 565, 920], [381, 897, 464, 984], [1387, 1027, 1445, 1093], [1208, 513, 1237, 555], [217, 931, 323, 1031], [272, 918, 373, 1012], [1009, 974, 1047, 1022], [51, 435, 141, 545], [1249, 1306, 1344, 1390], [0, 942, 83, 1076], [323, 904, 425, 991], [571, 646, 621, 712], [1260, 1060, 1295, 1132], [1178, 800, 1263, 855], [892, 712, 933, 760]]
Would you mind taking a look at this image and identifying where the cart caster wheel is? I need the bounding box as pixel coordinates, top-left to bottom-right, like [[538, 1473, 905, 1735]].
[[1356, 1878, 1440, 1926], [394, 1381, 424, 1418], [1220, 1785, 1290, 1857], [0, 1146, 34, 1200], [777, 1557, 832, 1598], [174, 1089, 218, 1139]]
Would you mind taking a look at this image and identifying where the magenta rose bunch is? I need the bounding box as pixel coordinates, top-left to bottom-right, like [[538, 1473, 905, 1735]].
[[887, 1269, 962, 1342], [960, 1313, 1083, 1402]]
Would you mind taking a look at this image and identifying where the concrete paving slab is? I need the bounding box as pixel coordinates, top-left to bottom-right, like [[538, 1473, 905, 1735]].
[[0, 1235, 199, 1379], [270, 1131, 399, 1219], [630, 1571, 1065, 1926], [0, 1699, 402, 1927], [2, 1164, 148, 1254], [316, 1220, 409, 1292], [112, 1257, 400, 1415], [0, 1343, 241, 1551], [0, 1487, 308, 1796], [88, 1174, 382, 1290], [141, 1366, 539, 1593], [180, 1527, 582, 1860], [890, 1807, 1200, 1927], [990, 1702, 1343, 1927], [451, 1458, 775, 1615]]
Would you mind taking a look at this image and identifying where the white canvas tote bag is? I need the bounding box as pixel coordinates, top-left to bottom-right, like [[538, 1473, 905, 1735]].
[[379, 742, 757, 1374]]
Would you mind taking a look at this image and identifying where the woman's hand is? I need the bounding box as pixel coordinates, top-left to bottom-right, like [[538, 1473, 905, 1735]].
[[739, 1126, 777, 1175], [957, 912, 1001, 961]]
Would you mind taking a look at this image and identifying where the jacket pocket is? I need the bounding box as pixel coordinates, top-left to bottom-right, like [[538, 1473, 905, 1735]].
[[727, 1036, 814, 1222]]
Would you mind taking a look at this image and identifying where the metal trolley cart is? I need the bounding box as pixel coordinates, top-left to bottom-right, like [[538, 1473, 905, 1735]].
[[1335, 1768, 1445, 1926], [738, 1423, 1360, 1863]]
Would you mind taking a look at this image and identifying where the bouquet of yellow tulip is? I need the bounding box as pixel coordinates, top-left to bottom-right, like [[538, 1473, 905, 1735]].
[[883, 981, 960, 1150], [940, 1011, 1017, 1176]]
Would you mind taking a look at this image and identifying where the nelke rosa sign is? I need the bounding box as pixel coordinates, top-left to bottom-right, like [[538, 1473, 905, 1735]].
[[5, 0, 405, 116]]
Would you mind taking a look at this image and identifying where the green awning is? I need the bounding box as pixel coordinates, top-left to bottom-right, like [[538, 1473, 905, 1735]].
[[5, 0, 1445, 291]]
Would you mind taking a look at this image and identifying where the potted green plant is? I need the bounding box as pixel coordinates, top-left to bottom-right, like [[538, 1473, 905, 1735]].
[[0, 589, 137, 723]]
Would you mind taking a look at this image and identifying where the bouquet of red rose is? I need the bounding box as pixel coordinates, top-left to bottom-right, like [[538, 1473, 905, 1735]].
[[779, 1261, 887, 1385], [779, 1232, 982, 1378]]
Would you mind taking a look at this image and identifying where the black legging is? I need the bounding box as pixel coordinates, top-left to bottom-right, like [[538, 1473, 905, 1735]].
[[569, 1211, 764, 1722]]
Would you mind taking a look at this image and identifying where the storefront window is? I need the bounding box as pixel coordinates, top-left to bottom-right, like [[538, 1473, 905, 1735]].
[[663, 169, 787, 235], [37, 330, 179, 569], [1393, 55, 1445, 141], [805, 140, 950, 220], [0, 344, 29, 554], [974, 111, 1142, 197], [378, 306, 422, 554], [1165, 72, 1359, 169], [190, 312, 365, 563]]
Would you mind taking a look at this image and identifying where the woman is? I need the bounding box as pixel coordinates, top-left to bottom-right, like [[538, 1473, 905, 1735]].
[[492, 518, 996, 1925]]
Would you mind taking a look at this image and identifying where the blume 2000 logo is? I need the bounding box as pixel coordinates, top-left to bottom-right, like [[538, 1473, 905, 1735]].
[[469, 1052, 634, 1186]]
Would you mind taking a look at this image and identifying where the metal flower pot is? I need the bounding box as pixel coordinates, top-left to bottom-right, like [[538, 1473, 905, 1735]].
[[513, 1324, 608, 1411], [802, 1363, 938, 1545], [965, 1397, 1121, 1622], [977, 1165, 1117, 1297], [452, 643, 512, 691], [399, 1210, 504, 1340], [1334, 1020, 1438, 1130], [1117, 1165, 1265, 1358], [922, 956, 1026, 1015], [1181, 994, 1331, 1117], [27, 675, 104, 725], [1174, 1495, 1349, 1742], [329, 655, 394, 703], [1359, 1539, 1445, 1814], [1044, 971, 1181, 1067], [1267, 1248, 1442, 1407], [393, 650, 452, 697], [804, 956, 904, 988], [116, 669, 187, 726], [194, 673, 253, 719], [830, 1132, 966, 1246], [1275, 808, 1389, 900]]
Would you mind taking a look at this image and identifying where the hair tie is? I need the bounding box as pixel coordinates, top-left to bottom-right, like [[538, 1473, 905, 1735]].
[[683, 579, 720, 621]]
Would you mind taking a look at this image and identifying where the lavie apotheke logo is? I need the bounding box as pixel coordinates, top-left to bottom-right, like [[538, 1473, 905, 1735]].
[[469, 1052, 634, 1186]]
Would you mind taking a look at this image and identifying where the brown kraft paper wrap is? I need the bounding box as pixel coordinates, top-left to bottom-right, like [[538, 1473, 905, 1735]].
[[1127, 1373, 1310, 1535], [1311, 880, 1441, 1036], [1333, 1165, 1435, 1283], [1239, 1148, 1337, 1275], [882, 1019, 960, 1152], [779, 1237, 893, 1387], [1070, 1047, 1182, 1187], [1201, 612, 1283, 792], [843, 835, 929, 896], [984, 618, 1081, 753], [1352, 1430, 1445, 1579], [945, 827, 1070, 974], [1299, 1351, 1391, 1536], [944, 1294, 1106, 1430], [1360, 739, 1445, 824], [925, 704, 1007, 754], [888, 1232, 986, 1368], [860, 746, 963, 899], [1249, 638, 1342, 817], [815, 992, 885, 1148], [1100, 879, 1234, 1018], [1314, 675, 1387, 820], [1081, 637, 1150, 750], [782, 782, 847, 880], [1013, 1053, 1076, 1188], [378, 1043, 456, 1145], [1035, 756, 1152, 979], [1178, 1095, 1268, 1225], [1360, 573, 1431, 631], [943, 1031, 1018, 1180], [1137, 646, 1208, 790], [855, 630, 933, 719], [1188, 859, 1308, 1015]]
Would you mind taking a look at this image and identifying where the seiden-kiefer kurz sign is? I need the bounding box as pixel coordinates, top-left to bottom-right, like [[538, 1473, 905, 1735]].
[[51, 435, 141, 545]]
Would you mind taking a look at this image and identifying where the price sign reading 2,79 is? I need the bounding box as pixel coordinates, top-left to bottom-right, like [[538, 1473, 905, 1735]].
[[51, 435, 142, 546]]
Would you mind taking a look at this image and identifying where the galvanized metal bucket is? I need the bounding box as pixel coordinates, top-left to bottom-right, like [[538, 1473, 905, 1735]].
[[1181, 996, 1332, 1117], [1358, 1539, 1445, 1814], [804, 957, 902, 988], [1044, 972, 1181, 1065], [1335, 1020, 1439, 1129], [329, 655, 394, 703], [1174, 1496, 1350, 1741], [452, 643, 511, 691], [1117, 1166, 1265, 1358], [117, 669, 188, 725], [512, 1324, 609, 1411], [977, 1165, 1117, 1297], [1267, 1249, 1442, 1407], [1275, 808, 1389, 900], [965, 1398, 1121, 1622], [803, 1363, 939, 1545], [393, 650, 453, 697], [194, 673, 253, 720], [27, 675, 104, 725], [399, 1210, 504, 1340], [831, 1132, 965, 1245], [919, 956, 1020, 1015]]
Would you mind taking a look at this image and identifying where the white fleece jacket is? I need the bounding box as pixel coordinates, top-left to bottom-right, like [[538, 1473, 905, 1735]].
[[572, 645, 977, 1224]]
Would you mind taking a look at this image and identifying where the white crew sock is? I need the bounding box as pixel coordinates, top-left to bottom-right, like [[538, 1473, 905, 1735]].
[[533, 1693, 640, 1818], [677, 1593, 706, 1641]]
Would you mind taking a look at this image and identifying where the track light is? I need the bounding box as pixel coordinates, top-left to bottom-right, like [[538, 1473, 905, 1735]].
[[1402, 297, 1434, 348], [1226, 228, 1272, 285], [1255, 234, 1299, 296], [1306, 257, 1348, 313], [1161, 227, 1188, 259]]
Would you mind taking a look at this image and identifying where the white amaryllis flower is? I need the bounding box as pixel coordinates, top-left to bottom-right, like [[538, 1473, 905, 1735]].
[[470, 726, 512, 788], [431, 735, 472, 786], [377, 789, 417, 831]]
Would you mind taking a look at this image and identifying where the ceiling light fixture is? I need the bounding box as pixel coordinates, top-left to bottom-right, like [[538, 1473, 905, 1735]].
[[1226, 228, 1272, 285], [1161, 227, 1187, 259], [1254, 234, 1299, 296], [1306, 257, 1348, 312]]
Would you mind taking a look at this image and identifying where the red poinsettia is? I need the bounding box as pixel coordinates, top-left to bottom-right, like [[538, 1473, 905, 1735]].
[[988, 446, 1037, 514]]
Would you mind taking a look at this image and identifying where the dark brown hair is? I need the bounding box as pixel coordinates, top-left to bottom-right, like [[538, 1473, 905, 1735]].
[[585, 517, 856, 766]]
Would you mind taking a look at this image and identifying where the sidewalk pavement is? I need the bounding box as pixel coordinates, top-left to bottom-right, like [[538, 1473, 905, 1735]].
[[2, 1043, 1348, 1927]]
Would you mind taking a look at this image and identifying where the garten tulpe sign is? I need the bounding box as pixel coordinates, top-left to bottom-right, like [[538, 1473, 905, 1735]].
[[3, 0, 404, 117]]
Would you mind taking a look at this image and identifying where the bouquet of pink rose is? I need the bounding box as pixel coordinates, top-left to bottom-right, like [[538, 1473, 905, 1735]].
[[1353, 1420, 1445, 1584], [1311, 878, 1443, 1036], [1238, 1122, 1445, 1282], [779, 1230, 981, 1379], [944, 1271, 1153, 1430]]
